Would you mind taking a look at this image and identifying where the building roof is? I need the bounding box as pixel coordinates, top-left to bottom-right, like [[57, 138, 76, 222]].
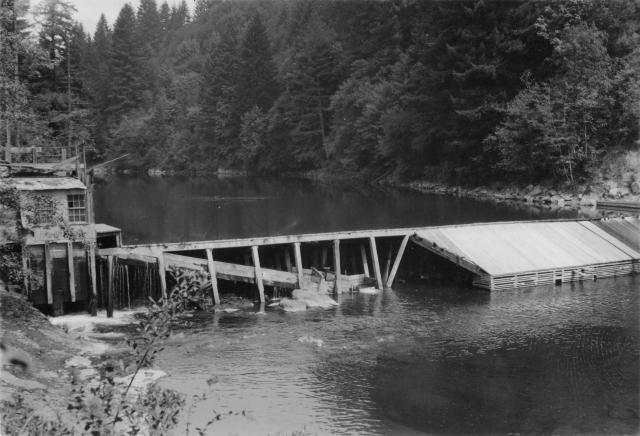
[[413, 219, 640, 276], [0, 177, 86, 191], [593, 217, 640, 253], [95, 223, 122, 234]]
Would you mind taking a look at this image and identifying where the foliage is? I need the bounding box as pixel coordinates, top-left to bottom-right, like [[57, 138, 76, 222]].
[[8, 0, 640, 183]]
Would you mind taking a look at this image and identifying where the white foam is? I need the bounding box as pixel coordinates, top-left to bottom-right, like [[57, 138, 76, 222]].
[[49, 309, 145, 333]]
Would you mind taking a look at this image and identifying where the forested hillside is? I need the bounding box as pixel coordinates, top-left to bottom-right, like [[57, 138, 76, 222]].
[[3, 0, 639, 184]]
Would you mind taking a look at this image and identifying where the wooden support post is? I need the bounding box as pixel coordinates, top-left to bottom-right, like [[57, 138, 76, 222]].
[[206, 248, 220, 305], [321, 246, 328, 268], [333, 239, 341, 294], [294, 242, 303, 289], [360, 244, 370, 277], [155, 250, 167, 300], [383, 245, 392, 285], [369, 237, 383, 290], [67, 242, 76, 302], [284, 248, 292, 272], [21, 246, 29, 297], [386, 235, 410, 289], [88, 244, 97, 315], [251, 246, 265, 303], [44, 243, 53, 305], [107, 256, 114, 318]]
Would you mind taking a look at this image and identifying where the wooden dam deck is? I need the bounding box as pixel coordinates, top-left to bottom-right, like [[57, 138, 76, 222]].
[[97, 218, 640, 303]]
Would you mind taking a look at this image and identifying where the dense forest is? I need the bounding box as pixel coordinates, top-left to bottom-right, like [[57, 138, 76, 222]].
[[2, 0, 639, 185]]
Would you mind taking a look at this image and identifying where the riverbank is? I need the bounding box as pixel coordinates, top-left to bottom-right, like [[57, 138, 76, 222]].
[[0, 290, 179, 434], [401, 179, 640, 215]]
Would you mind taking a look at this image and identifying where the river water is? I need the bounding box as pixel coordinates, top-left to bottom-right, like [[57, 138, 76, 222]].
[[94, 176, 639, 435]]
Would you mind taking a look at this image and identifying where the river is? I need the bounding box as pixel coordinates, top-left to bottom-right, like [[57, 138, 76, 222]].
[[94, 175, 639, 435]]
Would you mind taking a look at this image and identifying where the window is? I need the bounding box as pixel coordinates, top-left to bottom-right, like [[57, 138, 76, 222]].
[[67, 194, 87, 223]]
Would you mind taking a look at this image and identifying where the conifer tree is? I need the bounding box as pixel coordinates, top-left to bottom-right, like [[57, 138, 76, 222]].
[[110, 3, 142, 115], [238, 12, 279, 113]]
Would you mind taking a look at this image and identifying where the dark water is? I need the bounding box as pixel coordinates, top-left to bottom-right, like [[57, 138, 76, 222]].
[[93, 175, 579, 244], [94, 176, 639, 435]]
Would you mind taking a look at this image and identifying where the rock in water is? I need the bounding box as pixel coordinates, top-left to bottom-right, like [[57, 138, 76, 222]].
[[279, 298, 307, 312], [292, 289, 338, 308]]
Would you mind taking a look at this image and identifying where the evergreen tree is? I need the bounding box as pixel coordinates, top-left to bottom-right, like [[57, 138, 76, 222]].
[[238, 12, 279, 113], [200, 32, 240, 156], [110, 3, 142, 115], [159, 1, 170, 33], [137, 0, 162, 51], [85, 14, 112, 154]]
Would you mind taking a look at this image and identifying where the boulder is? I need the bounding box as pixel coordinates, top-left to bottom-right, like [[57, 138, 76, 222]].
[[608, 186, 630, 198], [292, 289, 338, 309], [529, 185, 544, 196], [631, 181, 640, 195], [580, 194, 598, 207], [279, 298, 307, 312]]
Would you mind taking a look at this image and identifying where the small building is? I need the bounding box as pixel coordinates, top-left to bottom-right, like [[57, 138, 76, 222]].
[[0, 176, 107, 315]]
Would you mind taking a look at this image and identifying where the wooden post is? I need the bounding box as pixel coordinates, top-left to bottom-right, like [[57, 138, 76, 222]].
[[360, 244, 370, 277], [88, 244, 97, 316], [386, 235, 410, 289], [251, 246, 265, 303], [369, 237, 383, 290], [321, 245, 328, 268], [333, 239, 341, 294], [284, 248, 292, 272], [21, 246, 29, 297], [206, 248, 220, 305], [67, 242, 76, 302], [44, 243, 53, 305], [107, 256, 114, 318], [383, 245, 392, 285], [294, 242, 303, 289], [155, 249, 167, 300]]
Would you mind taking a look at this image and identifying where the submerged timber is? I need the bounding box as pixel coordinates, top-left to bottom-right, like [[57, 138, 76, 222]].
[[97, 218, 640, 308]]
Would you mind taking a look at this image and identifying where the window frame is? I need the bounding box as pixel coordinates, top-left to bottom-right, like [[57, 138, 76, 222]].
[[67, 193, 87, 224]]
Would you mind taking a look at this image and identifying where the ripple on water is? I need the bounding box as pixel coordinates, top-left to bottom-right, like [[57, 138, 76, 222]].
[[157, 276, 639, 435]]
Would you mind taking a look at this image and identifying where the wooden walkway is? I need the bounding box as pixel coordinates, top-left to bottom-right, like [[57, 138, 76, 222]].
[[97, 218, 640, 300]]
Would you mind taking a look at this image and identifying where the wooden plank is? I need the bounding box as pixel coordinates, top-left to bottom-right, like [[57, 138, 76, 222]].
[[111, 219, 601, 253], [360, 244, 370, 276], [294, 242, 303, 288], [252, 246, 265, 303], [386, 234, 409, 289], [45, 243, 53, 305], [369, 237, 383, 290], [97, 249, 158, 263], [107, 256, 114, 318], [206, 249, 220, 305], [67, 242, 76, 302], [333, 239, 341, 293], [88, 244, 97, 316]]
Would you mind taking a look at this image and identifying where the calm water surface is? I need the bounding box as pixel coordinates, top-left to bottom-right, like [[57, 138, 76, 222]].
[[95, 176, 638, 435]]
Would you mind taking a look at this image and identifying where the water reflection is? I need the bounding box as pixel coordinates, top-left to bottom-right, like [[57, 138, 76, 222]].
[[94, 175, 579, 244], [157, 277, 638, 435]]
